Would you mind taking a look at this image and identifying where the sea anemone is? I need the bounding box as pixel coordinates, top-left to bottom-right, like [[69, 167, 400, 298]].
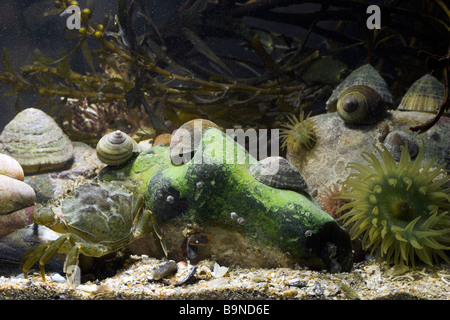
[[280, 111, 316, 153], [337, 144, 450, 266], [316, 183, 351, 219]]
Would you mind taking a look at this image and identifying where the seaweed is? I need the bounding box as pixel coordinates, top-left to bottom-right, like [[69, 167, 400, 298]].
[[0, 0, 448, 143]]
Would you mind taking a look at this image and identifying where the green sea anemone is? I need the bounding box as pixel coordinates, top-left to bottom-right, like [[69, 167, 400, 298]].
[[338, 144, 450, 266], [280, 111, 317, 153]]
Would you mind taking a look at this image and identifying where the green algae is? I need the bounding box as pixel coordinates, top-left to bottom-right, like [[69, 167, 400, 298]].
[[102, 127, 352, 271]]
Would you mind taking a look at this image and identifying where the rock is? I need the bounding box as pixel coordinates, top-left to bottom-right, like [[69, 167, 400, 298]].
[[102, 127, 353, 272], [24, 141, 104, 206], [286, 111, 450, 195], [0, 108, 74, 173], [0, 206, 34, 238], [0, 175, 36, 215], [0, 152, 36, 236], [384, 130, 419, 161], [0, 224, 64, 276], [151, 260, 178, 280], [0, 153, 24, 181]]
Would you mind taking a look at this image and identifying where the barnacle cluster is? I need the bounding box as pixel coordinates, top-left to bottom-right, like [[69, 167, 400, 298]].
[[338, 144, 450, 266], [280, 111, 317, 153]]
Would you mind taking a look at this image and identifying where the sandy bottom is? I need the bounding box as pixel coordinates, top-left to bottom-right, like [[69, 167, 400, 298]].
[[0, 255, 449, 300]]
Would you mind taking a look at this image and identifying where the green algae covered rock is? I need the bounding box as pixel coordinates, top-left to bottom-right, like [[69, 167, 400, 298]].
[[102, 128, 352, 272]]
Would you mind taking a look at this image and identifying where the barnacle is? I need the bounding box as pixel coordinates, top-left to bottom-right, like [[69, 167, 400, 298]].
[[280, 111, 317, 153], [338, 144, 450, 266]]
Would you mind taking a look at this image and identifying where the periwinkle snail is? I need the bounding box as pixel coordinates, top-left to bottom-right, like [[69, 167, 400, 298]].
[[336, 85, 387, 124], [96, 130, 140, 166], [326, 64, 392, 124]]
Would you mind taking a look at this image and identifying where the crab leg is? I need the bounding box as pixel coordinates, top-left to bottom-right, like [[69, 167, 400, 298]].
[[64, 245, 80, 286], [37, 235, 70, 281], [21, 242, 48, 279], [22, 233, 111, 282]]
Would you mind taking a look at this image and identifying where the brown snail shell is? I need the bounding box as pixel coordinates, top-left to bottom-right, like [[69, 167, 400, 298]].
[[383, 131, 419, 161], [96, 130, 140, 165], [170, 119, 220, 165], [154, 133, 173, 146], [0, 174, 36, 215], [0, 153, 24, 181], [326, 64, 393, 112], [336, 85, 388, 124], [398, 74, 445, 113], [250, 156, 308, 194]]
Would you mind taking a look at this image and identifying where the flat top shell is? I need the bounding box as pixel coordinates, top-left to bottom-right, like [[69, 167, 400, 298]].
[[250, 156, 308, 193], [326, 64, 393, 112], [398, 74, 445, 112], [0, 108, 73, 170]]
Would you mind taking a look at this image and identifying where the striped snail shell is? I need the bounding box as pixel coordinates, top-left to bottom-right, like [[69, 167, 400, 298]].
[[337, 85, 387, 124], [326, 64, 393, 112], [250, 156, 308, 194], [96, 130, 140, 166], [398, 74, 446, 113]]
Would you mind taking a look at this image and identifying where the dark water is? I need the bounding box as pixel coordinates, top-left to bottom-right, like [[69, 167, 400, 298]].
[[0, 1, 340, 132], [0, 1, 119, 131], [0, 1, 447, 131], [1, 1, 229, 132]]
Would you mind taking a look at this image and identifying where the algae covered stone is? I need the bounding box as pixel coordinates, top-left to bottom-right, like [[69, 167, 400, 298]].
[[102, 127, 353, 272], [0, 108, 74, 173]]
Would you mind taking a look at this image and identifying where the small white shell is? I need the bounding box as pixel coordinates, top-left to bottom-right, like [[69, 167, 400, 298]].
[[0, 174, 36, 215], [0, 153, 24, 181], [96, 130, 139, 165]]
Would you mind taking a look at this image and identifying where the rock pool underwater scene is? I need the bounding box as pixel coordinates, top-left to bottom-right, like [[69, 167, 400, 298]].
[[0, 0, 449, 301]]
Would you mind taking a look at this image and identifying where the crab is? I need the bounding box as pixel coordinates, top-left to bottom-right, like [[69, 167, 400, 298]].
[[21, 182, 162, 282]]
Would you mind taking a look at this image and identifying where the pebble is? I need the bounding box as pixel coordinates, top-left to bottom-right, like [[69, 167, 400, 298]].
[[0, 256, 448, 300], [384, 130, 419, 161], [288, 279, 307, 287], [151, 260, 178, 280], [50, 273, 66, 283]]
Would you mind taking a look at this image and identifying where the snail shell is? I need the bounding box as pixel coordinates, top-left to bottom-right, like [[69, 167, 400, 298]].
[[250, 156, 308, 194], [326, 64, 393, 112], [0, 108, 74, 173], [383, 131, 419, 161], [154, 133, 173, 146], [337, 85, 387, 124], [398, 74, 445, 113], [96, 130, 140, 165], [170, 119, 220, 165]]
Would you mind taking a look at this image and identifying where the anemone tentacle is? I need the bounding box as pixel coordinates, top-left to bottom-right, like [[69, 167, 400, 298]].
[[280, 111, 317, 153], [338, 143, 450, 266]]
